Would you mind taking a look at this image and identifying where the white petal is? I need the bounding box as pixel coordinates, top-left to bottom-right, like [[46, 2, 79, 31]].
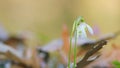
[[86, 24, 94, 35], [76, 23, 87, 38], [77, 23, 86, 31], [80, 23, 87, 27], [76, 22, 93, 39], [77, 28, 87, 38], [80, 30, 87, 38]]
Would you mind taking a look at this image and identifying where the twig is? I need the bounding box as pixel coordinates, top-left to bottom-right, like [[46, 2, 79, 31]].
[[76, 40, 107, 68], [81, 31, 120, 50]]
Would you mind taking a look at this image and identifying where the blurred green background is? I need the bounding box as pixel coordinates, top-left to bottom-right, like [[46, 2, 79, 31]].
[[0, 0, 120, 43]]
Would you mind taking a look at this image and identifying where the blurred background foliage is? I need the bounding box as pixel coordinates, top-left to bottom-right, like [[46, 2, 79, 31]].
[[0, 0, 119, 44]]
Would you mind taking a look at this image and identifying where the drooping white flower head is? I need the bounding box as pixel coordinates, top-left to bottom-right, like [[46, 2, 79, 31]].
[[76, 22, 94, 38], [73, 16, 94, 38]]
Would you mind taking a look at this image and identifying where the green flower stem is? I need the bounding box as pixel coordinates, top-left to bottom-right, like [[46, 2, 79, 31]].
[[68, 16, 82, 68], [68, 16, 93, 68], [73, 30, 77, 68], [68, 23, 77, 68]]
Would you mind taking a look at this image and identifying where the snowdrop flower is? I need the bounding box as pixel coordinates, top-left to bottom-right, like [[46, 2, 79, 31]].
[[68, 16, 94, 68], [76, 22, 94, 38], [72, 16, 94, 39]]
